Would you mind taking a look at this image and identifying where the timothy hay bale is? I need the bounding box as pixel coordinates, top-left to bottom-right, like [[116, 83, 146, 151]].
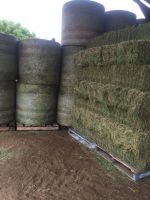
[[74, 41, 150, 91], [75, 40, 150, 66], [87, 23, 150, 48], [115, 40, 150, 65], [72, 105, 150, 172], [101, 40, 150, 65], [74, 47, 102, 68], [74, 82, 150, 131], [75, 64, 150, 91]]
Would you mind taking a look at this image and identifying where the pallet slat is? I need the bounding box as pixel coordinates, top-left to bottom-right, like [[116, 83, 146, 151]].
[[68, 128, 150, 181], [0, 127, 15, 131], [16, 124, 59, 131], [0, 123, 15, 131]]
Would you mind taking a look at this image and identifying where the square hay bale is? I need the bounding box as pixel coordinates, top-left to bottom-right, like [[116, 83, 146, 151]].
[[75, 40, 150, 67], [74, 64, 150, 91], [116, 40, 150, 65], [101, 40, 150, 65], [74, 82, 150, 132], [74, 47, 102, 68], [72, 105, 150, 172], [87, 23, 150, 48]]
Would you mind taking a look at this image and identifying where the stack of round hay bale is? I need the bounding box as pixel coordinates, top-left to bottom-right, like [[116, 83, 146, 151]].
[[57, 0, 105, 127], [0, 33, 17, 127], [17, 39, 61, 126]]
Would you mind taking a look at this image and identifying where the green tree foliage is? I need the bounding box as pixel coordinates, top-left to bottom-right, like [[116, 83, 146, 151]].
[[0, 19, 36, 40]]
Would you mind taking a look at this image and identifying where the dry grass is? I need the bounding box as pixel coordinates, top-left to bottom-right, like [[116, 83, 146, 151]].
[[72, 105, 150, 172], [87, 23, 150, 48], [72, 39, 150, 172], [74, 82, 150, 131]]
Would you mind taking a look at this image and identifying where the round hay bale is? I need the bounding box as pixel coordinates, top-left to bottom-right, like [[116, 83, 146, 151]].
[[62, 0, 105, 45], [105, 10, 137, 32], [0, 81, 16, 125], [0, 33, 17, 81], [17, 84, 58, 126], [57, 45, 85, 126], [19, 39, 61, 85]]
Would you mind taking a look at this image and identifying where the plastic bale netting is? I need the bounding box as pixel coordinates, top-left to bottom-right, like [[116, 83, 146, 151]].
[[87, 23, 150, 48], [71, 104, 150, 172], [104, 10, 136, 32], [57, 46, 85, 127], [74, 82, 150, 132], [57, 56, 76, 126], [57, 85, 74, 126]]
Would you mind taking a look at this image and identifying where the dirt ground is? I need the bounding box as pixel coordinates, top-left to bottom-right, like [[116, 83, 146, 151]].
[[0, 131, 149, 200]]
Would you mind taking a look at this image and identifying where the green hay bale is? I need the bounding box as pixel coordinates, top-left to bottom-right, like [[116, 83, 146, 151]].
[[75, 40, 150, 67], [57, 46, 84, 126], [116, 40, 150, 65], [87, 23, 150, 48], [72, 105, 150, 172], [57, 85, 74, 126], [74, 47, 102, 68], [74, 42, 150, 91], [74, 82, 150, 131], [75, 64, 150, 91]]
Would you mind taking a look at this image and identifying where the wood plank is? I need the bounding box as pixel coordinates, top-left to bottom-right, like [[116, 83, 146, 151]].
[[16, 124, 59, 131], [68, 128, 150, 181]]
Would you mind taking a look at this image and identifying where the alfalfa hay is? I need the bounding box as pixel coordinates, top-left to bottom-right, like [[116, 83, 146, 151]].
[[88, 40, 149, 66], [75, 40, 150, 66], [75, 64, 150, 91], [87, 23, 150, 48], [72, 105, 150, 172], [74, 41, 150, 91], [74, 82, 150, 131]]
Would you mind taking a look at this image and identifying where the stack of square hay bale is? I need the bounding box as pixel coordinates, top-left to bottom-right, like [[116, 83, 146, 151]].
[[72, 40, 150, 173], [87, 23, 150, 48]]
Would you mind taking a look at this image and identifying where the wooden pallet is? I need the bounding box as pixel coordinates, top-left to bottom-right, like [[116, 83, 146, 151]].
[[0, 123, 16, 131], [68, 128, 150, 181], [68, 128, 97, 150], [0, 126, 15, 131], [59, 125, 69, 131], [16, 123, 59, 131]]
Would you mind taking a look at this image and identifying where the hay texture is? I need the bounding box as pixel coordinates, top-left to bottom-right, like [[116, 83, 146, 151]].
[[74, 41, 150, 91], [72, 39, 150, 172], [72, 105, 150, 172], [75, 64, 150, 91], [76, 40, 150, 66], [87, 23, 150, 48], [74, 83, 150, 132]]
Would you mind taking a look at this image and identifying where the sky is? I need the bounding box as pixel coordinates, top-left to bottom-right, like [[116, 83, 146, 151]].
[[0, 0, 149, 43]]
